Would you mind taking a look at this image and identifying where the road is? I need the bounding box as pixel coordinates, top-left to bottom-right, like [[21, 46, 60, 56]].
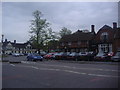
[[2, 56, 120, 88]]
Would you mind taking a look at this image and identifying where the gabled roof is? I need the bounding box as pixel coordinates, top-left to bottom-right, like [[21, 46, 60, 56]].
[[2, 41, 11, 47], [11, 43, 27, 48], [99, 25, 112, 30], [2, 41, 32, 48], [60, 30, 95, 42]]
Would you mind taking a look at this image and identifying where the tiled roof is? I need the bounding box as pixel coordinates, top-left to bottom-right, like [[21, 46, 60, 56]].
[[60, 30, 95, 42], [99, 25, 112, 30], [2, 41, 10, 47], [2, 41, 32, 48], [11, 43, 27, 48]]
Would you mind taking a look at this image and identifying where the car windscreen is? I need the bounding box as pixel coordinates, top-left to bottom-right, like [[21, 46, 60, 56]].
[[33, 53, 40, 56], [116, 52, 120, 56]]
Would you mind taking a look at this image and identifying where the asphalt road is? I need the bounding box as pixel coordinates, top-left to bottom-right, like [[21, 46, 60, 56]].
[[2, 56, 120, 88]]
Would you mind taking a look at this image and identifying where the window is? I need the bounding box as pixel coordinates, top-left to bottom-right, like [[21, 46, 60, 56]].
[[7, 43, 13, 50], [101, 32, 108, 41], [78, 41, 81, 45], [68, 42, 71, 45], [61, 43, 64, 46], [100, 44, 109, 53]]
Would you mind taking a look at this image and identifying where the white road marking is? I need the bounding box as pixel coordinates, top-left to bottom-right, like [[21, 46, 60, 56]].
[[63, 70, 86, 75], [21, 61, 119, 72], [31, 66, 39, 69], [10, 64, 119, 78], [35, 64, 119, 72], [40, 68, 60, 71], [87, 74, 119, 78], [10, 64, 15, 67], [21, 61, 36, 64], [38, 68, 119, 78]]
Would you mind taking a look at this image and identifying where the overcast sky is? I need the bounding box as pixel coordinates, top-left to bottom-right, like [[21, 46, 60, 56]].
[[2, 2, 118, 43]]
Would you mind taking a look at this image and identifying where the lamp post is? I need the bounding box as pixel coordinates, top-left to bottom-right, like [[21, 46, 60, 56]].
[[64, 46, 67, 52], [1, 34, 4, 60]]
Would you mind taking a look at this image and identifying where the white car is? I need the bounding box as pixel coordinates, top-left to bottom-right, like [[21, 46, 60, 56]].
[[79, 52, 88, 56], [12, 53, 20, 57]]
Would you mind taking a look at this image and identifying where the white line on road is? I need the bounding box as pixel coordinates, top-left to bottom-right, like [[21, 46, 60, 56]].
[[34, 64, 119, 72], [63, 70, 86, 75], [11, 64, 119, 78], [21, 61, 118, 72], [31, 66, 39, 69], [10, 64, 15, 67], [21, 61, 36, 64], [38, 67, 119, 78], [40, 68, 61, 71], [87, 73, 119, 78]]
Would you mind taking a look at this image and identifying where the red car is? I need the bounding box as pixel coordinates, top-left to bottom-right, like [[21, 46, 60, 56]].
[[43, 53, 55, 59]]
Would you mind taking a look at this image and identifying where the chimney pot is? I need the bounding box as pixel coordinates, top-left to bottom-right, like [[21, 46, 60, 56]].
[[113, 22, 117, 29], [14, 40, 16, 43], [5, 39, 7, 42], [91, 25, 95, 32]]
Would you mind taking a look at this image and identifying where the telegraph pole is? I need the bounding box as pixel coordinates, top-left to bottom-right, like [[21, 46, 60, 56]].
[[1, 34, 4, 43]]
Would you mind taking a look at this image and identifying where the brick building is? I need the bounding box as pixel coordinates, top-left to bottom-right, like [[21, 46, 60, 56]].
[[59, 25, 96, 52], [59, 22, 120, 55], [95, 22, 120, 55]]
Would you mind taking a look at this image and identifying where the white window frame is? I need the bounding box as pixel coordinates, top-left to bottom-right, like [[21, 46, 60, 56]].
[[100, 32, 109, 41]]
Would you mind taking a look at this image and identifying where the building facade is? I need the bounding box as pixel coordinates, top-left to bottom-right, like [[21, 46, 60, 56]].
[[59, 22, 120, 55], [2, 39, 36, 54], [95, 22, 120, 55], [59, 25, 96, 52]]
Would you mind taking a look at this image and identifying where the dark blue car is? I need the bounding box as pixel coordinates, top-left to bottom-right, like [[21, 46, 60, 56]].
[[27, 53, 43, 61]]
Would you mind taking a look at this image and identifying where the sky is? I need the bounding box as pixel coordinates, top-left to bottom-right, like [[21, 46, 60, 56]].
[[2, 2, 118, 43]]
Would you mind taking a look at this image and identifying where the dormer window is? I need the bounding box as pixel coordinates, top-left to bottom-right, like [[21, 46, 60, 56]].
[[101, 32, 108, 41]]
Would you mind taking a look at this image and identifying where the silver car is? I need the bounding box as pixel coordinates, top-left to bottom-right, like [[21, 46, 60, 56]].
[[111, 51, 120, 62]]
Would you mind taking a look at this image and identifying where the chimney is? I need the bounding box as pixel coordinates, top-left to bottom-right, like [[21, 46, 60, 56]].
[[113, 22, 117, 29], [91, 25, 95, 33], [14, 40, 16, 44], [5, 39, 7, 42]]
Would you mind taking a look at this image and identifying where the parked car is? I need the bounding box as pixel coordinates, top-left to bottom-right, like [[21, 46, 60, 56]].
[[40, 51, 47, 56], [111, 51, 120, 62], [12, 53, 20, 57], [105, 52, 114, 61], [78, 52, 88, 61], [53, 52, 64, 60], [8, 53, 12, 55], [61, 52, 71, 60], [19, 53, 24, 56], [27, 53, 43, 61], [94, 53, 108, 61], [67, 52, 79, 60], [43, 52, 56, 60], [52, 52, 59, 59], [23, 53, 28, 56], [87, 52, 97, 61]]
